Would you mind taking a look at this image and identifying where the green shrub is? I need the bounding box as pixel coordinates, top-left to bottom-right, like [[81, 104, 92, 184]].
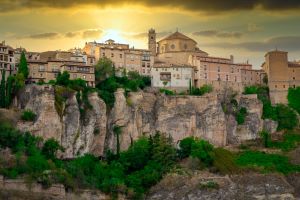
[[190, 84, 213, 96], [236, 107, 247, 125], [260, 130, 271, 148], [21, 110, 37, 121], [178, 137, 195, 159], [276, 104, 298, 130], [269, 131, 300, 151], [288, 87, 300, 114], [191, 139, 214, 167], [243, 86, 258, 94], [159, 88, 174, 95]]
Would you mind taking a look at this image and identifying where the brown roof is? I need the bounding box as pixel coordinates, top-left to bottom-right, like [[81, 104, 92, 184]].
[[160, 31, 197, 43], [288, 62, 300, 68]]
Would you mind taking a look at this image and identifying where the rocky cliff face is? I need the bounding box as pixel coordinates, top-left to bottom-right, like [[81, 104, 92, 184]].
[[15, 85, 106, 158], [14, 85, 266, 158]]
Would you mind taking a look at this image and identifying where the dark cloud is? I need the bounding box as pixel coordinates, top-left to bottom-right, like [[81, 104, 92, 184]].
[[193, 30, 243, 38], [1, 0, 300, 13], [22, 32, 60, 39], [204, 36, 300, 52]]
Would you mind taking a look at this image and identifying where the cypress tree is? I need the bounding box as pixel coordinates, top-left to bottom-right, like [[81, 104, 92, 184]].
[[18, 51, 29, 79], [5, 76, 13, 108], [0, 70, 6, 108]]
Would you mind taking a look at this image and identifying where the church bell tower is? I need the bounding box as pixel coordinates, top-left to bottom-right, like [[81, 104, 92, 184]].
[[148, 28, 156, 56]]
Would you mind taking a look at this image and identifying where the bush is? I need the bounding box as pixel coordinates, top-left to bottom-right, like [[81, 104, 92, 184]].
[[191, 139, 214, 167], [159, 88, 174, 95], [236, 107, 247, 125], [269, 131, 300, 151], [276, 104, 298, 130], [190, 84, 213, 96], [21, 110, 37, 121], [288, 87, 300, 114], [243, 86, 258, 94], [178, 137, 195, 159]]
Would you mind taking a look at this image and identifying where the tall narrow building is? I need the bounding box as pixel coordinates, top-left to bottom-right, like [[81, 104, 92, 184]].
[[148, 28, 156, 56]]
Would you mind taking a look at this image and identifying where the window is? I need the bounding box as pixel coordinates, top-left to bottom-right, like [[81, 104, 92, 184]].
[[73, 74, 77, 78], [111, 53, 114, 58], [171, 44, 175, 49], [293, 77, 295, 80], [39, 65, 45, 71], [218, 66, 220, 72], [235, 76, 237, 82], [226, 75, 228, 81], [283, 85, 285, 88], [120, 54, 122, 58], [275, 85, 277, 88], [184, 44, 188, 49], [205, 73, 207, 79], [83, 75, 86, 79], [218, 74, 221, 81]]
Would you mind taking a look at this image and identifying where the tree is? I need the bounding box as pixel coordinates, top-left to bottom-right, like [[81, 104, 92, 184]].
[[0, 70, 6, 108], [178, 137, 195, 158], [113, 125, 122, 156], [276, 104, 298, 130], [95, 57, 114, 83], [42, 138, 63, 160], [18, 51, 29, 79], [56, 71, 70, 86], [5, 76, 13, 107]]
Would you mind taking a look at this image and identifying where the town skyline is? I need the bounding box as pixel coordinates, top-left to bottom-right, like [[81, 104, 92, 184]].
[[1, 1, 300, 68]]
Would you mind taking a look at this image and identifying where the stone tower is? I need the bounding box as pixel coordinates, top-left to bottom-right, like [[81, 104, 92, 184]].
[[148, 28, 156, 56]]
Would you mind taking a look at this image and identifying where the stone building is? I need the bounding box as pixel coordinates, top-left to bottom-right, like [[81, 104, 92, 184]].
[[262, 50, 300, 104], [149, 29, 265, 92], [0, 41, 16, 81], [27, 51, 95, 87], [83, 39, 154, 76]]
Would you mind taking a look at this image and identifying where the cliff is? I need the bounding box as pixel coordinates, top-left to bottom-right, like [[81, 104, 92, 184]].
[[14, 85, 268, 158]]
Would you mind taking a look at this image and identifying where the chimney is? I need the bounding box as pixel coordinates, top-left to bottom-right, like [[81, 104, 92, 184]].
[[230, 55, 234, 63]]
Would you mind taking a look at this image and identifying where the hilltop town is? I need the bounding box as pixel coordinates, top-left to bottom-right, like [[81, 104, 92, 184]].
[[1, 29, 300, 104]]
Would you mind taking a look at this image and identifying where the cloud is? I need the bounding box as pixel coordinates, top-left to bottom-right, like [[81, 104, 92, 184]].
[[82, 29, 103, 39], [22, 32, 60, 39], [247, 23, 263, 32], [1, 0, 300, 13], [193, 30, 243, 38], [65, 32, 80, 38], [204, 36, 300, 52]]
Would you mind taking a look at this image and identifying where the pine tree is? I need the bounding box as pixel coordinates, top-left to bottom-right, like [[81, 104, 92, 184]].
[[18, 51, 29, 79], [0, 70, 6, 108]]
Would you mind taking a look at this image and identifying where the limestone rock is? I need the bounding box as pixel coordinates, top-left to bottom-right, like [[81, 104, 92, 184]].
[[263, 119, 278, 134]]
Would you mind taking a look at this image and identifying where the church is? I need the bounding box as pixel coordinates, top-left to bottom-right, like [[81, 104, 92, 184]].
[[149, 29, 266, 92]]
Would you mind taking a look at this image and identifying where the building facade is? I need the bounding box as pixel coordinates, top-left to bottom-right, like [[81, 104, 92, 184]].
[[27, 51, 95, 87], [262, 50, 300, 104], [83, 39, 154, 76], [150, 30, 265, 93], [0, 41, 16, 81], [151, 61, 194, 90]]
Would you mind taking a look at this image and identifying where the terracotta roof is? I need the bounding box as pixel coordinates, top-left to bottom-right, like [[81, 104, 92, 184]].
[[160, 31, 197, 43]]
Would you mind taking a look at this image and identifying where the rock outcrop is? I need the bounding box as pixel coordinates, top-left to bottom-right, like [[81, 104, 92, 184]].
[[15, 85, 107, 158], [14, 85, 265, 157], [226, 94, 265, 145], [146, 172, 297, 200]]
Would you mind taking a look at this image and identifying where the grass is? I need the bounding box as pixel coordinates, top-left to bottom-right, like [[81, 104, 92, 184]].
[[235, 150, 300, 174], [21, 110, 36, 121]]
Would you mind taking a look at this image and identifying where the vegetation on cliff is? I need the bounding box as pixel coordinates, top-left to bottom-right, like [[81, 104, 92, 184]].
[[244, 85, 299, 130]]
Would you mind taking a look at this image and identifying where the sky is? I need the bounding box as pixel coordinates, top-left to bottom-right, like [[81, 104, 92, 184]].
[[1, 0, 300, 68]]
